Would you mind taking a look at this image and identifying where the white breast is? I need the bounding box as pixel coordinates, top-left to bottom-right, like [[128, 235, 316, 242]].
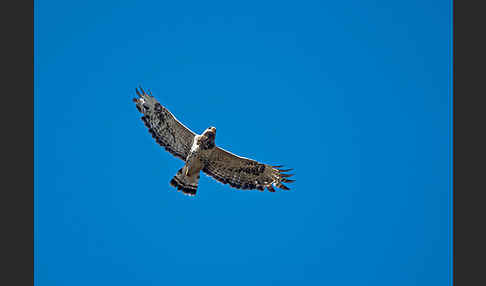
[[190, 135, 200, 153]]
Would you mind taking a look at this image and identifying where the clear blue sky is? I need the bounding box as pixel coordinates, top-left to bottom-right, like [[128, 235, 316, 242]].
[[35, 1, 452, 285]]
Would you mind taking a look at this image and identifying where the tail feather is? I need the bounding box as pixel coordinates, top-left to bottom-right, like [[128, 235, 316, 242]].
[[170, 167, 200, 196]]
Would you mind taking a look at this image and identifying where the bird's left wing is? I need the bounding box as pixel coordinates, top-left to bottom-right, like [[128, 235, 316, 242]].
[[133, 87, 196, 161], [201, 147, 294, 192]]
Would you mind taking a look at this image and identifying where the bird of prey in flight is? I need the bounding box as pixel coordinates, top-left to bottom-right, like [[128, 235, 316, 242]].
[[133, 87, 294, 196]]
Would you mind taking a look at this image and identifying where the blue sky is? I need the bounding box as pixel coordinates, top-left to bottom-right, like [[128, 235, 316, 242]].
[[35, 1, 452, 285]]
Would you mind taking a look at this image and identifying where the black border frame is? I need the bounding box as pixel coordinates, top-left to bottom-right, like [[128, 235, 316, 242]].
[[1, 0, 34, 285], [453, 0, 485, 285]]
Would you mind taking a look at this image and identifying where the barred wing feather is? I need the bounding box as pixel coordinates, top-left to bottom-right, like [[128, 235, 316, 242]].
[[133, 87, 195, 161], [202, 147, 294, 192]]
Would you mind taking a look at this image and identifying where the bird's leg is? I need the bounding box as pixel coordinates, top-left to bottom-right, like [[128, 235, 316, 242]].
[[184, 164, 195, 176]]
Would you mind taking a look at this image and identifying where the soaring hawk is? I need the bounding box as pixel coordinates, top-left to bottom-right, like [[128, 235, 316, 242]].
[[133, 87, 294, 196]]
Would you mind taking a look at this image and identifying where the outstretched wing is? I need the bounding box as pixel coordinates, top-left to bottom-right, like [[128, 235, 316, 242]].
[[202, 147, 294, 192], [133, 87, 195, 161]]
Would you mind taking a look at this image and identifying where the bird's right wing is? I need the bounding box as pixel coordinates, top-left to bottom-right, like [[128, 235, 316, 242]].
[[202, 146, 294, 192], [133, 87, 196, 161]]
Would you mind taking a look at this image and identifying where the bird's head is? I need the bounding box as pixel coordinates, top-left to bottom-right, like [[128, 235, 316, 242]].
[[201, 126, 216, 149], [203, 126, 216, 137]]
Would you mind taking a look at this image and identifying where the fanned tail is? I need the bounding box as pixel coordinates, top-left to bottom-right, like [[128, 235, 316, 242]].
[[169, 167, 200, 196]]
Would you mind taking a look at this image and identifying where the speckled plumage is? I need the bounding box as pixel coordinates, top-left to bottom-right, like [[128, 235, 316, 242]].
[[133, 87, 294, 196]]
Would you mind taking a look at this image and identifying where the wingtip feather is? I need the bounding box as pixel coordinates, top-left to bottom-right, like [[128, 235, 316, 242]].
[[278, 183, 290, 190], [280, 173, 294, 178]]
